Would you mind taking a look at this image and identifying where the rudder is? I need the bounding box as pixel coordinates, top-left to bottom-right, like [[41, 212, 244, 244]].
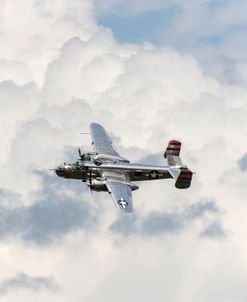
[[175, 168, 193, 189], [164, 140, 182, 166]]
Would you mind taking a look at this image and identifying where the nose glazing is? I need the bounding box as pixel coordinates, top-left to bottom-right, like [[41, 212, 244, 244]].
[[55, 167, 66, 177]]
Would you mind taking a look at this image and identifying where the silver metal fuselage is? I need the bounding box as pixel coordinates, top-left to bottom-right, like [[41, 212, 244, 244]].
[[55, 160, 172, 186]]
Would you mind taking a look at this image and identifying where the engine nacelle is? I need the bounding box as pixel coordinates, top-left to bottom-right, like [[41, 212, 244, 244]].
[[89, 179, 108, 192], [93, 154, 129, 166], [93, 158, 102, 166]]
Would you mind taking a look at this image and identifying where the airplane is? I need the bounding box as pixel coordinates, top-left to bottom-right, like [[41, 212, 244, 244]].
[[54, 123, 193, 213]]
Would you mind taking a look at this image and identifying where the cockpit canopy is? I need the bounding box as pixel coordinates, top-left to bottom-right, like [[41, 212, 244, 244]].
[[80, 153, 92, 161]]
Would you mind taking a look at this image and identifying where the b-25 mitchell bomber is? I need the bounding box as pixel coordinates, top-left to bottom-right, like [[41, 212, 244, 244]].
[[55, 123, 193, 213]]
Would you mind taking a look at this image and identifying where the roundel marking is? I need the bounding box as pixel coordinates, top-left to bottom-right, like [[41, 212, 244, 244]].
[[149, 170, 159, 179], [118, 197, 128, 208]]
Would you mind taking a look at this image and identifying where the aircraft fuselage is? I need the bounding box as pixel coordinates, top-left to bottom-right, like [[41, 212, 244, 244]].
[[55, 160, 171, 183]]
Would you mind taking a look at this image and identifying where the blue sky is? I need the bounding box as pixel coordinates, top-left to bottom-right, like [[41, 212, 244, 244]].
[[96, 0, 247, 83], [96, 0, 236, 45], [98, 6, 180, 45]]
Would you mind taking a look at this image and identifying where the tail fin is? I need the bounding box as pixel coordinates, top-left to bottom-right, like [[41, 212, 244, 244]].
[[164, 140, 183, 166], [175, 167, 193, 189], [165, 140, 193, 189], [168, 167, 193, 189]]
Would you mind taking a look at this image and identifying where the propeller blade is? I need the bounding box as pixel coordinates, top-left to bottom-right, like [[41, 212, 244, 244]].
[[86, 183, 93, 195], [89, 170, 92, 185], [78, 148, 82, 158]]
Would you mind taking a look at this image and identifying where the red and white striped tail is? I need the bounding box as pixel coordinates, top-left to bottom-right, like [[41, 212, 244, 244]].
[[164, 140, 182, 165], [165, 140, 193, 189], [164, 140, 181, 157], [175, 168, 193, 189]]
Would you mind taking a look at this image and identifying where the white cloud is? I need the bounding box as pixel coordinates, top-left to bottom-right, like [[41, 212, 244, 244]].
[[0, 273, 59, 295], [94, 0, 247, 83], [0, 0, 97, 86], [0, 1, 247, 301]]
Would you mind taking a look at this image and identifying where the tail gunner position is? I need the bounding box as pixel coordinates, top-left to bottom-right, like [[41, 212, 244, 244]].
[[55, 123, 193, 213]]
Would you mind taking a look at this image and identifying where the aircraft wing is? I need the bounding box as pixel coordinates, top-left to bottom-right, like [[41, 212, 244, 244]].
[[103, 171, 133, 213], [106, 180, 133, 213], [90, 123, 120, 157]]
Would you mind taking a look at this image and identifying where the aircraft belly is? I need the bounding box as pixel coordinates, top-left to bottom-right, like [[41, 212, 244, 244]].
[[66, 171, 87, 179]]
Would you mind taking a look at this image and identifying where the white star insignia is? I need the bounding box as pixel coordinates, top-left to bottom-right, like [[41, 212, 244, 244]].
[[150, 171, 158, 179], [118, 197, 128, 208]]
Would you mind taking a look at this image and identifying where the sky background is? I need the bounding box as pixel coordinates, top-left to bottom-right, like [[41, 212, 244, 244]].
[[0, 0, 247, 301]]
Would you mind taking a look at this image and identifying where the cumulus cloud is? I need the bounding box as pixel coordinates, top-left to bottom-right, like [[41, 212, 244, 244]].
[[0, 0, 98, 86], [200, 221, 225, 238], [238, 154, 247, 171], [110, 201, 224, 237], [0, 1, 246, 302], [0, 273, 59, 295], [0, 172, 97, 244], [95, 0, 247, 83]]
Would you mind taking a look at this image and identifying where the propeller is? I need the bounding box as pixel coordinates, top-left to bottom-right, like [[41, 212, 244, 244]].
[[86, 170, 93, 195], [88, 184, 93, 195], [89, 170, 92, 185], [78, 148, 82, 159]]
